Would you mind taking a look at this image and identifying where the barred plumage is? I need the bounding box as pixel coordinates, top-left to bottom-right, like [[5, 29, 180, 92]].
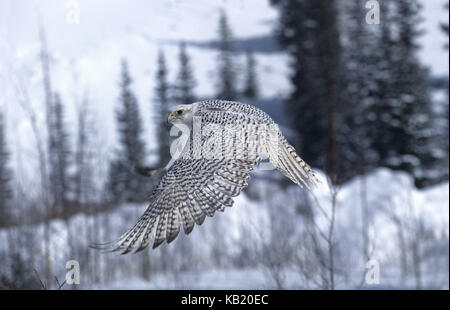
[[92, 100, 320, 254]]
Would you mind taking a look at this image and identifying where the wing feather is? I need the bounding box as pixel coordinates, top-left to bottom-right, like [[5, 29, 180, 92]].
[[153, 212, 168, 249], [166, 207, 180, 244], [95, 158, 256, 253], [179, 200, 195, 234], [186, 193, 206, 225]]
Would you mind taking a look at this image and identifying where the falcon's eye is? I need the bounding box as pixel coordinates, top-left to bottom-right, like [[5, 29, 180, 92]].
[[177, 110, 183, 115]]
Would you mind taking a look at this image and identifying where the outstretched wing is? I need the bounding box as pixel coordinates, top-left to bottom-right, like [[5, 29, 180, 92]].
[[265, 134, 321, 189], [198, 100, 320, 189], [94, 158, 257, 254]]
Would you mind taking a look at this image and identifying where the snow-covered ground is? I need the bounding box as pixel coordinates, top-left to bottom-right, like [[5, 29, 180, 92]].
[[92, 169, 449, 289], [1, 168, 447, 289], [95, 168, 448, 290]]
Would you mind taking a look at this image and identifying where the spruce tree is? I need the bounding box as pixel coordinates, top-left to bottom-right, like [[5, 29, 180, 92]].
[[0, 111, 12, 226], [110, 60, 147, 202], [339, 0, 387, 178], [365, 0, 398, 171], [270, 0, 345, 182], [381, 0, 435, 187], [216, 11, 238, 101], [242, 49, 258, 99], [174, 43, 196, 105], [49, 93, 71, 216], [154, 50, 171, 166], [271, 0, 325, 171], [74, 95, 94, 206]]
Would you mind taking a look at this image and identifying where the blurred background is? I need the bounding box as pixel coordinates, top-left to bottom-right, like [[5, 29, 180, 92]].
[[0, 0, 448, 289]]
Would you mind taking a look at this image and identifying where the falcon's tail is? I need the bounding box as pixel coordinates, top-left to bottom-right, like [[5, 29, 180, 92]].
[[269, 137, 321, 189]]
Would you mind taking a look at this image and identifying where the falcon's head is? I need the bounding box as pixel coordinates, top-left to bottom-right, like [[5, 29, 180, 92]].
[[168, 104, 194, 124]]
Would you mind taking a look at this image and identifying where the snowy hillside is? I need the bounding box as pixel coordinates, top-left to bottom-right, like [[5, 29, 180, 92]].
[[1, 168, 447, 289], [90, 168, 450, 289]]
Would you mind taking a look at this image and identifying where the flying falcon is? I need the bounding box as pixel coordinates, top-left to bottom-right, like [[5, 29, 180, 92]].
[[94, 100, 320, 254]]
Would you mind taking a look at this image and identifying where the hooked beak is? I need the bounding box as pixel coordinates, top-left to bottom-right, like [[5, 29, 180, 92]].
[[168, 112, 176, 123]]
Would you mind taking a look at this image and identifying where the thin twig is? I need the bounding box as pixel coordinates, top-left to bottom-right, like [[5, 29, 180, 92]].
[[33, 268, 47, 290], [55, 276, 66, 290]]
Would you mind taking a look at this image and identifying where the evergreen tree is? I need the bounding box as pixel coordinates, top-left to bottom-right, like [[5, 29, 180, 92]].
[[242, 49, 259, 99], [373, 6, 399, 169], [74, 94, 93, 206], [154, 50, 171, 166], [271, 0, 325, 171], [270, 0, 345, 183], [49, 93, 71, 216], [438, 0, 449, 182], [216, 11, 238, 101], [272, 0, 440, 186], [174, 43, 196, 105], [0, 111, 12, 226], [377, 0, 435, 187], [109, 60, 147, 202], [339, 0, 387, 178]]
